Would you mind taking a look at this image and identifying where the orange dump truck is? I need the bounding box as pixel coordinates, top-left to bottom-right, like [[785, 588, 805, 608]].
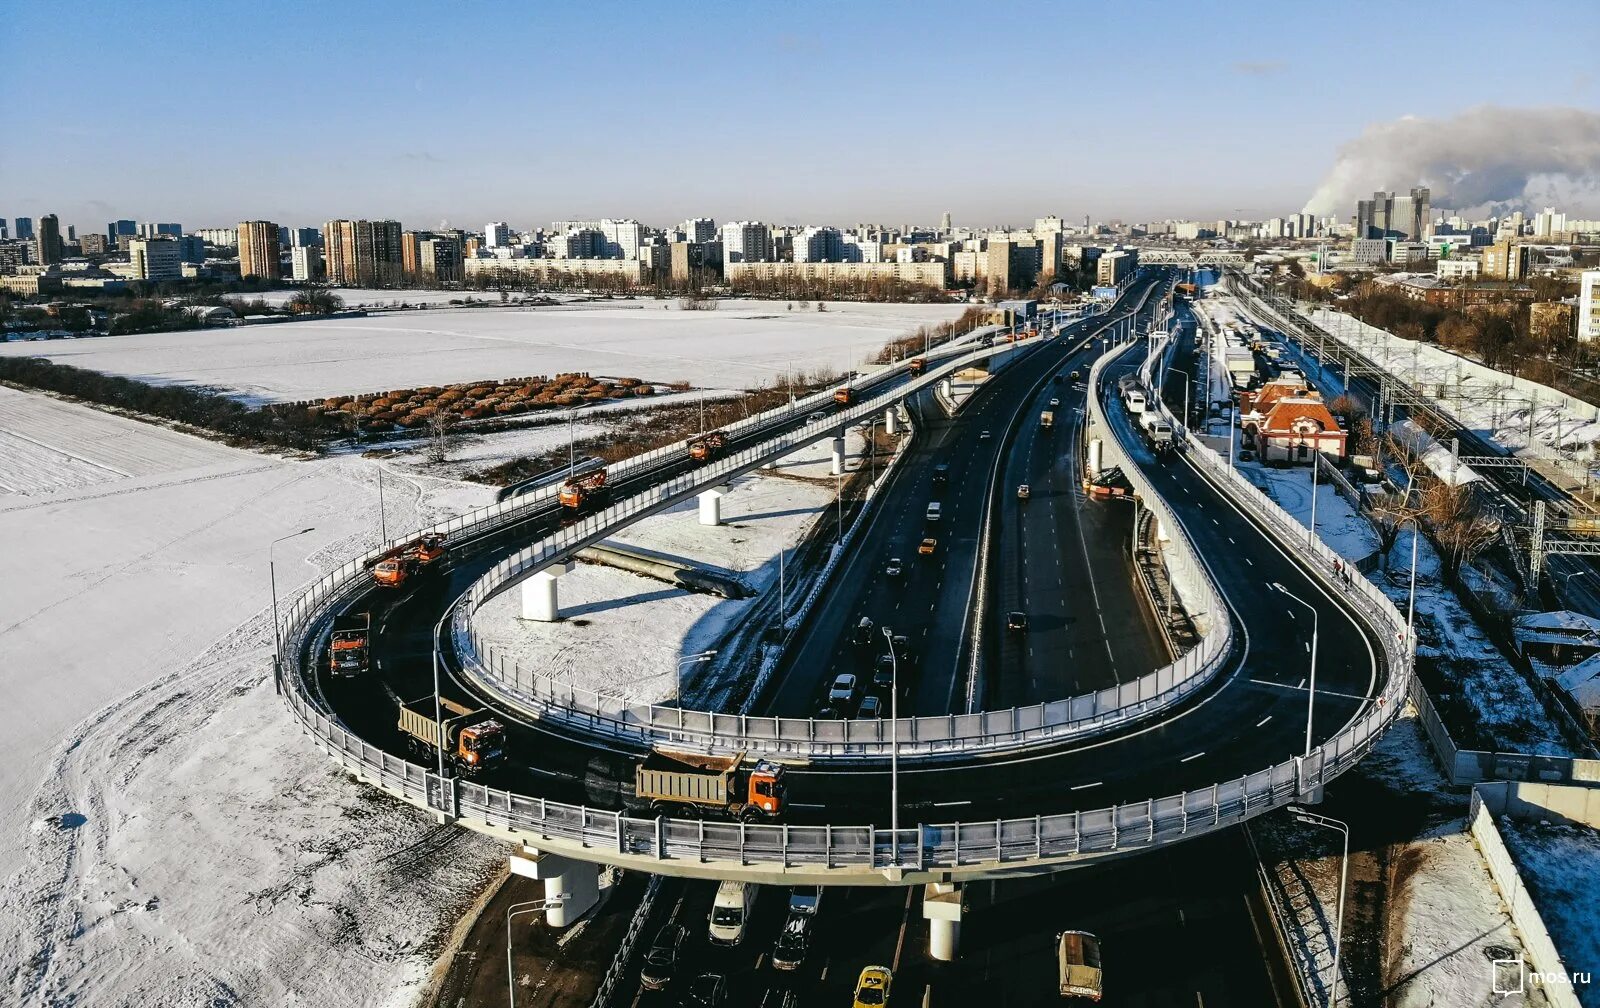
[[370, 533, 447, 588], [558, 468, 609, 509], [328, 611, 370, 677], [689, 431, 728, 462], [635, 748, 786, 822], [397, 696, 506, 775], [908, 357, 927, 376], [834, 387, 854, 406]]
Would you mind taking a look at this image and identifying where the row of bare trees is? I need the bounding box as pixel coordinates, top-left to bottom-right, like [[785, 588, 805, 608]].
[[1367, 423, 1499, 585]]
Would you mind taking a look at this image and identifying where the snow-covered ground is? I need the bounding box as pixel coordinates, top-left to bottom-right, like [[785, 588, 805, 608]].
[[1258, 710, 1551, 1008], [0, 384, 504, 1007], [472, 431, 864, 706], [245, 288, 576, 309], [1236, 459, 1383, 566], [1499, 816, 1600, 1003], [0, 299, 965, 405]]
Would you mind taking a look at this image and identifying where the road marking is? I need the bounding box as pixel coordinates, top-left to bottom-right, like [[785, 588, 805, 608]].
[[1180, 751, 1205, 762], [1245, 557, 1253, 566], [933, 799, 973, 807], [1256, 715, 1273, 727], [1071, 780, 1103, 790], [1298, 677, 1307, 688]]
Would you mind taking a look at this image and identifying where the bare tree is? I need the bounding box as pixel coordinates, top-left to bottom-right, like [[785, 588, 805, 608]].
[[1423, 480, 1498, 585], [426, 411, 459, 464]]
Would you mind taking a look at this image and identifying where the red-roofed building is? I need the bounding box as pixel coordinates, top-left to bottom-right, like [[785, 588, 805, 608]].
[[1240, 375, 1314, 416], [1247, 395, 1347, 463]]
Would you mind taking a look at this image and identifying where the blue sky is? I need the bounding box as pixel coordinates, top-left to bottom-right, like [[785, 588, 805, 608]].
[[2, 0, 1592, 231]]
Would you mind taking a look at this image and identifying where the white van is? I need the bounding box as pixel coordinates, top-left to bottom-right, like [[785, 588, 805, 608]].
[[709, 880, 758, 945], [926, 502, 942, 522]]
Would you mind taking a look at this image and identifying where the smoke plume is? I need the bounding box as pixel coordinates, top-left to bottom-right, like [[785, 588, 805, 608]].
[[1303, 105, 1600, 217]]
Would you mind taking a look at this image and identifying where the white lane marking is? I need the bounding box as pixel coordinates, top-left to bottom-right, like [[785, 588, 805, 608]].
[[1256, 715, 1273, 727], [1180, 751, 1205, 763], [1071, 781, 1103, 790], [933, 800, 973, 807]]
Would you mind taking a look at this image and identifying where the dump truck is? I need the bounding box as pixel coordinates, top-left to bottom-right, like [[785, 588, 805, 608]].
[[1175, 282, 1198, 298], [328, 611, 371, 677], [908, 357, 927, 376], [397, 696, 506, 774], [689, 431, 728, 462], [1040, 410, 1054, 428], [833, 387, 855, 406], [1057, 931, 1104, 1000], [634, 748, 785, 821], [370, 532, 447, 588], [558, 468, 609, 509], [1139, 412, 1175, 453]]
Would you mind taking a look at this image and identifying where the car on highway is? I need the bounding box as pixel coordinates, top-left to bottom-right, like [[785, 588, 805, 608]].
[[852, 965, 892, 1007], [639, 923, 687, 991], [1007, 611, 1029, 632], [682, 973, 727, 1007], [806, 412, 827, 424], [1017, 484, 1030, 500], [932, 464, 949, 484], [853, 617, 875, 645], [789, 885, 824, 916], [828, 674, 857, 704], [757, 990, 798, 1008], [1070, 370, 1080, 381], [1049, 398, 1060, 408], [979, 430, 992, 440], [918, 537, 937, 555], [856, 695, 883, 719], [771, 913, 812, 970], [884, 557, 904, 578]]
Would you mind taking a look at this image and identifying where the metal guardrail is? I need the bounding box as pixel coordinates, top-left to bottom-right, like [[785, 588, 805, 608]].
[[451, 301, 1235, 760], [277, 283, 1411, 879], [587, 874, 661, 1008]]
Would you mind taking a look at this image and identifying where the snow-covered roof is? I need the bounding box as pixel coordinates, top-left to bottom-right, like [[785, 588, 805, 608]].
[[1553, 654, 1600, 711], [1513, 610, 1600, 649]]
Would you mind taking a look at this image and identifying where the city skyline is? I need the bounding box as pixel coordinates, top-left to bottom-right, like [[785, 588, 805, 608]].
[[3, 0, 1595, 227]]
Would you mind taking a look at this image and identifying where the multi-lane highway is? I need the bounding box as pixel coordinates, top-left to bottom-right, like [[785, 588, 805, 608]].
[[299, 271, 1385, 835]]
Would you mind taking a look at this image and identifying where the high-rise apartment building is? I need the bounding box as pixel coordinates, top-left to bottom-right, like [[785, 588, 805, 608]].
[[1356, 188, 1431, 240], [15, 217, 34, 240], [1482, 240, 1530, 281], [681, 218, 717, 244], [795, 226, 844, 263], [720, 221, 772, 264], [195, 228, 238, 247], [1578, 271, 1600, 344], [1533, 207, 1567, 238], [35, 214, 63, 265], [485, 221, 511, 248], [106, 219, 135, 243], [322, 219, 403, 286], [419, 236, 464, 284], [237, 220, 283, 281], [290, 227, 320, 248], [128, 237, 183, 281], [291, 245, 323, 282], [79, 233, 108, 256], [599, 219, 643, 260], [941, 211, 953, 232]]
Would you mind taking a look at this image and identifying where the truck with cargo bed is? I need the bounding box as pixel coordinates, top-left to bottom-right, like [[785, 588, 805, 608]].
[[368, 533, 447, 588], [1057, 930, 1104, 1000], [1139, 412, 1175, 453], [397, 696, 506, 774], [1040, 410, 1054, 428], [634, 748, 785, 821], [689, 431, 727, 462], [328, 611, 370, 677]]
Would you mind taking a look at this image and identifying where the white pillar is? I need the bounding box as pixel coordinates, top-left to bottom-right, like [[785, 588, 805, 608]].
[[831, 436, 847, 476], [924, 882, 964, 961], [698, 485, 728, 526], [520, 561, 574, 622], [1087, 438, 1103, 477], [508, 850, 601, 927], [1157, 519, 1170, 543], [884, 406, 900, 435]]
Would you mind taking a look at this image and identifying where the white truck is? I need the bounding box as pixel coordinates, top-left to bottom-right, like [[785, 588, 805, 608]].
[[1138, 412, 1175, 453]]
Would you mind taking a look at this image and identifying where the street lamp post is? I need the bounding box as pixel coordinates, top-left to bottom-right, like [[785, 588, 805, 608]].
[[1272, 583, 1321, 757], [507, 895, 567, 1008], [676, 649, 717, 702], [1288, 807, 1349, 1008], [1308, 447, 1320, 547], [882, 626, 900, 865], [269, 527, 316, 695]]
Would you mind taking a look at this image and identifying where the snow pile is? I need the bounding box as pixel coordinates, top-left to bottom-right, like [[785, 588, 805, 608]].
[[0, 299, 965, 406], [1499, 816, 1600, 1001]]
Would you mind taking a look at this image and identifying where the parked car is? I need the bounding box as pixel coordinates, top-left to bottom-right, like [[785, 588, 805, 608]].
[[828, 674, 858, 704], [639, 923, 687, 991], [852, 966, 892, 1007]]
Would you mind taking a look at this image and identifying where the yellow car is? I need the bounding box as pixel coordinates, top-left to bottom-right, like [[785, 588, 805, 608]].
[[1017, 484, 1031, 500], [918, 537, 937, 556], [852, 965, 892, 1007]]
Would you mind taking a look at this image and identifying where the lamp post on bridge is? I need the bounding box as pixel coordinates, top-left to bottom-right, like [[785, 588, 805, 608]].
[[269, 526, 316, 695], [882, 626, 901, 866], [676, 649, 717, 703]]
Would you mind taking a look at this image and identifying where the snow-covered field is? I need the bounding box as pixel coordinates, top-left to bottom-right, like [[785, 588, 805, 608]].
[[1499, 817, 1600, 1003], [0, 385, 504, 1007], [246, 288, 574, 309], [473, 431, 863, 706], [0, 299, 964, 405]]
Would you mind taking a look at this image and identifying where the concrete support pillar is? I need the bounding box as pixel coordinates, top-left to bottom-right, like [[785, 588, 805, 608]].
[[831, 436, 847, 476], [924, 882, 964, 961], [884, 406, 900, 435], [941, 378, 954, 401], [697, 485, 729, 526], [1157, 519, 1170, 544], [520, 561, 574, 622], [1087, 438, 1103, 478], [508, 850, 601, 927]]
